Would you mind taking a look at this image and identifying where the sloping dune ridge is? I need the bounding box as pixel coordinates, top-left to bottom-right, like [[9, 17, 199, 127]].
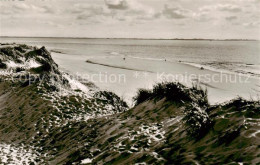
[[0, 44, 259, 164]]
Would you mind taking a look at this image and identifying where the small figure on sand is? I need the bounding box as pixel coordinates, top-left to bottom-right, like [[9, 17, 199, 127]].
[[123, 57, 126, 60], [165, 59, 167, 62], [200, 67, 204, 70]]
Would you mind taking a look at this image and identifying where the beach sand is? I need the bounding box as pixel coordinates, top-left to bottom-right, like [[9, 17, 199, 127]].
[[52, 53, 259, 105]]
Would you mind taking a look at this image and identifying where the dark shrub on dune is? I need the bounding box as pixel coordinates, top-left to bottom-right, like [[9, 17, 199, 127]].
[[223, 97, 259, 109], [183, 104, 212, 138], [94, 91, 128, 111], [134, 82, 208, 106], [15, 67, 25, 72], [0, 59, 7, 69], [152, 83, 166, 98], [164, 82, 191, 102], [0, 47, 14, 57], [133, 89, 153, 105], [190, 84, 208, 107], [14, 46, 26, 53]]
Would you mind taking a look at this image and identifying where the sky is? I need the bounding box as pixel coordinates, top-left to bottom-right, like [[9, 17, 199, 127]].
[[0, 0, 259, 39]]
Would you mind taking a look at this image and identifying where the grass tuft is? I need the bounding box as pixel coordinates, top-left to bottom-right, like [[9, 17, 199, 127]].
[[0, 59, 7, 69], [133, 89, 153, 105], [133, 82, 208, 106]]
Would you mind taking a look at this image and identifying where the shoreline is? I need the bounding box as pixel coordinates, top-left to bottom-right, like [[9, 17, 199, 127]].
[[86, 60, 154, 73], [181, 61, 260, 80], [1, 36, 259, 41], [50, 52, 259, 105]]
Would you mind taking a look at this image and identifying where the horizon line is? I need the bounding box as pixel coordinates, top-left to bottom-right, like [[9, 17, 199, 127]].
[[0, 36, 259, 41]]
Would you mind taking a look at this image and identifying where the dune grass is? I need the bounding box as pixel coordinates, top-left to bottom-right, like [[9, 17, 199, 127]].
[[133, 82, 208, 106], [0, 59, 7, 69]]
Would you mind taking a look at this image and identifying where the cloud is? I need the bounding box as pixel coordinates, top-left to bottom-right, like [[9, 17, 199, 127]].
[[162, 5, 192, 19], [1, 0, 259, 39], [75, 5, 113, 20], [41, 5, 55, 14], [13, 3, 31, 10], [14, 3, 52, 13], [73, 0, 160, 23], [243, 21, 260, 27], [193, 11, 213, 22], [0, 4, 12, 15], [105, 0, 128, 10], [217, 4, 242, 12], [125, 2, 160, 21], [0, 3, 54, 16], [199, 4, 242, 13], [225, 16, 237, 21], [199, 6, 215, 12]]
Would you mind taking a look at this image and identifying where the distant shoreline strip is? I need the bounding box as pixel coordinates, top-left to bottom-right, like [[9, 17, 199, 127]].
[[1, 36, 259, 41], [86, 60, 153, 73]]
